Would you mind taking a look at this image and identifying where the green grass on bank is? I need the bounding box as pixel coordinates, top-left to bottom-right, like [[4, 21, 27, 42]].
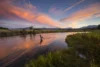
[[66, 31, 100, 67], [25, 49, 88, 67], [24, 31, 100, 67]]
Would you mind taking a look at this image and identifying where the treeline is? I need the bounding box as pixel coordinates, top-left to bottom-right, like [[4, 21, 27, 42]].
[[0, 27, 8, 30], [0, 24, 100, 37], [0, 30, 36, 37], [98, 25, 100, 29]]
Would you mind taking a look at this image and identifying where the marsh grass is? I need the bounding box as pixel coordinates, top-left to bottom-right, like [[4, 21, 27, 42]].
[[66, 31, 100, 67], [25, 49, 88, 67]]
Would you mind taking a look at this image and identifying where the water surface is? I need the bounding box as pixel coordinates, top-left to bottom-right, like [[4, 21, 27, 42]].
[[0, 32, 76, 67]]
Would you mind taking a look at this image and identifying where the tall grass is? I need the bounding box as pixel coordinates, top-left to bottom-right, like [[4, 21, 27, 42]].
[[25, 49, 88, 67], [66, 31, 100, 67]]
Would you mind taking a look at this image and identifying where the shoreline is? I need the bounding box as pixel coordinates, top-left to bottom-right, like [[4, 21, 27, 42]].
[[0, 29, 91, 37]]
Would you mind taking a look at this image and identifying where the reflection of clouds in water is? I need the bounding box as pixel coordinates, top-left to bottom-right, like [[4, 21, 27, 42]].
[[39, 33, 58, 46], [0, 33, 56, 59], [0, 48, 9, 59], [0, 32, 79, 60], [0, 32, 81, 66], [14, 40, 35, 49]]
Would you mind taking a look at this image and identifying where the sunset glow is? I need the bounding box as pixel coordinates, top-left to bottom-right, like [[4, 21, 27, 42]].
[[0, 0, 100, 28]]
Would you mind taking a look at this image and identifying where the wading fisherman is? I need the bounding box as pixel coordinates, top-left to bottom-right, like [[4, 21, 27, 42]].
[[40, 34, 43, 44]]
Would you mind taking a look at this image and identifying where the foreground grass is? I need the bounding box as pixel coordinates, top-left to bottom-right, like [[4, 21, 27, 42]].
[[24, 31, 100, 67], [25, 49, 88, 67], [66, 31, 100, 67]]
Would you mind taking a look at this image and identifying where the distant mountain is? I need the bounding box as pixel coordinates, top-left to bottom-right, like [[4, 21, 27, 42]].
[[80, 25, 98, 29]]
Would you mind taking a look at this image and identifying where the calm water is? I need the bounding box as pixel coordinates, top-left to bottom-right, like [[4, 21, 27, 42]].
[[0, 32, 76, 67]]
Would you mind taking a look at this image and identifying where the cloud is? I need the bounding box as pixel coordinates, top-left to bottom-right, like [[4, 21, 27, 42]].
[[64, 0, 85, 12], [10, 8, 63, 28], [61, 3, 100, 27], [35, 14, 62, 27], [49, 0, 85, 15], [0, 0, 64, 28], [49, 7, 64, 15], [93, 13, 100, 18]]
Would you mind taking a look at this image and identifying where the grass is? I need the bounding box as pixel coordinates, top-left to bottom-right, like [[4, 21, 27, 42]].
[[25, 49, 88, 67], [24, 30, 100, 67], [66, 31, 100, 67]]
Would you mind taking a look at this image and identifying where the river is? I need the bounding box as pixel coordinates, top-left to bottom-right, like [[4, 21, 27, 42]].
[[0, 32, 77, 67]]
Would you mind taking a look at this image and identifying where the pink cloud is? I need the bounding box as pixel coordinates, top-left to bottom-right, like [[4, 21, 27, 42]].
[[61, 3, 100, 27], [49, 7, 64, 15], [0, 0, 64, 28]]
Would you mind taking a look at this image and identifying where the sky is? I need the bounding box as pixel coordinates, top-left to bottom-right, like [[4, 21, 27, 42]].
[[0, 0, 100, 28]]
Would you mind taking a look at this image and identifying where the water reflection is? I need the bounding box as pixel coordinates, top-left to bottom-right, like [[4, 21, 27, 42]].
[[0, 32, 78, 67]]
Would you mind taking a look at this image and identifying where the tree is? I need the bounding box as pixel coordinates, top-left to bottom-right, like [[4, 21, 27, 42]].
[[97, 25, 100, 29], [29, 26, 33, 30], [0, 27, 8, 30]]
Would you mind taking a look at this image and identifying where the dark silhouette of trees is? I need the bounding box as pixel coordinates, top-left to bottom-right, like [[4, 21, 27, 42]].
[[0, 27, 8, 30], [29, 26, 33, 30], [98, 25, 100, 29]]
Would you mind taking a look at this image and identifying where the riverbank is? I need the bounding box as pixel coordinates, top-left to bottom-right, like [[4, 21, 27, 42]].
[[0, 29, 36, 37], [0, 29, 98, 37], [25, 31, 100, 67]]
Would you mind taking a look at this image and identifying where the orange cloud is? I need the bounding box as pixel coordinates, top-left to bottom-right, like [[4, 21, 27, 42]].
[[61, 3, 100, 27], [10, 8, 36, 22], [35, 14, 63, 27], [0, 0, 63, 28], [10, 8, 63, 27]]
